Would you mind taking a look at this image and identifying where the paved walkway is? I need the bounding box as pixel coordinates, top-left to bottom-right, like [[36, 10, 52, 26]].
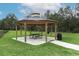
[[51, 40, 79, 51]]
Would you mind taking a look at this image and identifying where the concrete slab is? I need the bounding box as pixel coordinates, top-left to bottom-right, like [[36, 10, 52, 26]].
[[12, 36, 55, 45]]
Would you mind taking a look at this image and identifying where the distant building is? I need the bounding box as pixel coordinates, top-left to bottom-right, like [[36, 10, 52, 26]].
[[27, 12, 46, 20]]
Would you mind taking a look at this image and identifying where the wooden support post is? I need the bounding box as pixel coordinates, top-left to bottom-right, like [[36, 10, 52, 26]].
[[45, 23, 48, 43], [16, 24, 17, 40], [20, 24, 22, 36], [55, 23, 57, 40], [30, 27, 32, 36], [51, 24, 52, 36], [51, 25, 52, 32], [24, 23, 27, 43]]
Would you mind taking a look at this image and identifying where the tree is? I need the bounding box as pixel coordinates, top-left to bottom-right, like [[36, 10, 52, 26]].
[[57, 6, 73, 32], [1, 13, 17, 30]]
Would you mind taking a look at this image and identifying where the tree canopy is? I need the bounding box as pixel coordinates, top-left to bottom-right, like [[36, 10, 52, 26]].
[[44, 4, 79, 33], [0, 13, 17, 30]]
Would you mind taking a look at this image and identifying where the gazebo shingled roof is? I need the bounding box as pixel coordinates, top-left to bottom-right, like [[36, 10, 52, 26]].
[[17, 19, 58, 25]]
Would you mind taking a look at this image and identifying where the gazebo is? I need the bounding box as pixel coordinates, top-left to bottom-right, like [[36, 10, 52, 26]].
[[15, 13, 58, 44]]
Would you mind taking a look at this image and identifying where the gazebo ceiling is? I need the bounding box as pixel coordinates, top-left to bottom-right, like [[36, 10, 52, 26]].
[[17, 19, 58, 25]]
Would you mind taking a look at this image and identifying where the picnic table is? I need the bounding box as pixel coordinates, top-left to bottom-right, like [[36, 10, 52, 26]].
[[30, 33, 42, 39]]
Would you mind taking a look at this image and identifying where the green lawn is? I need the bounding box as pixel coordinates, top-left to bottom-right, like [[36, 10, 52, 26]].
[[0, 31, 79, 56], [62, 33, 79, 45]]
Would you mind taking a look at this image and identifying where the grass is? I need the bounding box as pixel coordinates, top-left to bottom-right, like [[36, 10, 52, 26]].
[[0, 31, 79, 55], [62, 32, 79, 45]]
